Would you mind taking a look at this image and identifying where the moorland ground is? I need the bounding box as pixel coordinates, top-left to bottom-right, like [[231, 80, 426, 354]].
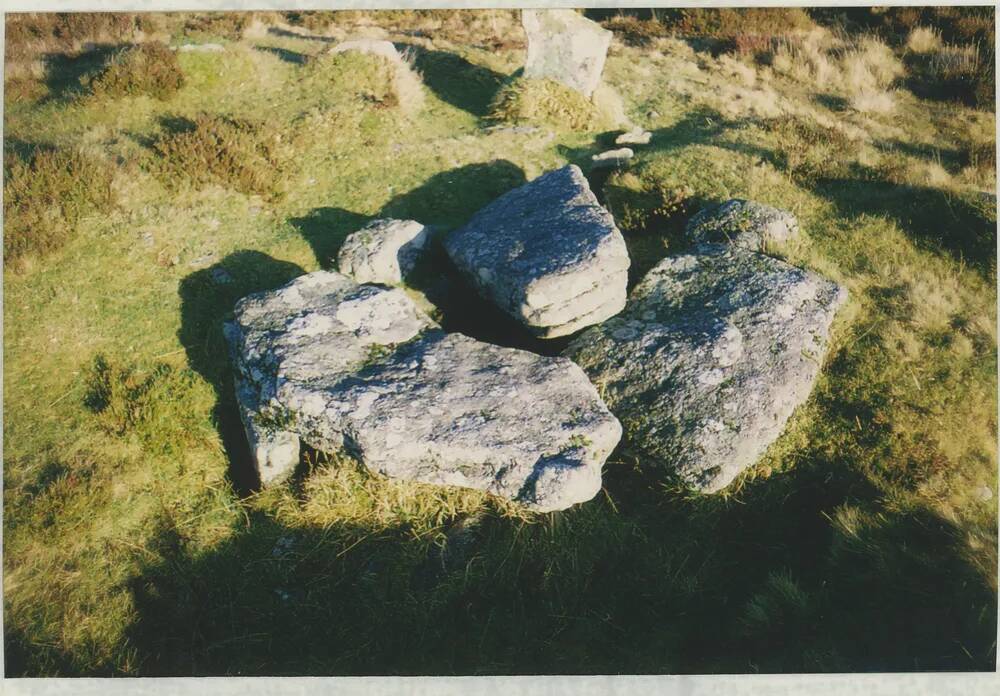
[[3, 8, 998, 675]]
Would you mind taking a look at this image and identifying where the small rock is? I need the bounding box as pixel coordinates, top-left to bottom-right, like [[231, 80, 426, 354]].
[[337, 219, 430, 285], [174, 43, 226, 53], [140, 232, 155, 248], [522, 10, 612, 98], [486, 125, 542, 135], [210, 267, 234, 285], [615, 127, 652, 146], [686, 199, 800, 253], [444, 165, 630, 338], [329, 38, 403, 65], [188, 252, 217, 268], [977, 485, 993, 501], [591, 147, 634, 169]]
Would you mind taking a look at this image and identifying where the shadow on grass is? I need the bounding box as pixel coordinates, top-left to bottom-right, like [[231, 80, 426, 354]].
[[288, 207, 371, 269], [399, 44, 507, 116], [873, 139, 966, 173], [254, 45, 312, 65], [116, 400, 997, 674], [41, 45, 118, 101], [177, 250, 305, 495], [812, 169, 997, 276], [117, 118, 997, 677]]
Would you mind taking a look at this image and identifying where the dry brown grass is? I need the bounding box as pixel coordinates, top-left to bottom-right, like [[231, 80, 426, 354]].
[[906, 26, 943, 54]]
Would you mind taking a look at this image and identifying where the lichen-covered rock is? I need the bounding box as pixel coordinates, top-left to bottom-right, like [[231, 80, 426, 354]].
[[225, 270, 622, 511], [232, 373, 300, 485], [522, 9, 613, 98], [686, 199, 800, 252], [591, 147, 634, 169], [337, 218, 430, 285], [565, 244, 847, 493], [329, 39, 404, 65], [444, 165, 629, 338], [616, 127, 652, 146]]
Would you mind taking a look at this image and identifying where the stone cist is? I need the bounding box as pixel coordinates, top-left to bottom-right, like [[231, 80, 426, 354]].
[[224, 270, 622, 512]]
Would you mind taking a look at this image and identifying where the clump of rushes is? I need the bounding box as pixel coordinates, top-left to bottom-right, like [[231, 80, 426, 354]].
[[86, 42, 185, 101], [3, 145, 114, 268], [152, 113, 287, 198], [486, 77, 626, 131]]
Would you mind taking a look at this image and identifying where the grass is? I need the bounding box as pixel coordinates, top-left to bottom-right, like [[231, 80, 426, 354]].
[[487, 77, 627, 132], [3, 143, 115, 269], [2, 9, 997, 676], [86, 42, 185, 101], [151, 113, 289, 198]]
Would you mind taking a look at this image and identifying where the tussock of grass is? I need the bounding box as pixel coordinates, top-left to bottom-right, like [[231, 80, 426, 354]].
[[906, 26, 942, 54], [487, 77, 626, 131], [268, 451, 529, 535], [770, 31, 903, 113], [86, 42, 185, 101], [151, 113, 287, 197], [304, 49, 424, 114], [3, 145, 115, 268], [84, 354, 211, 456]]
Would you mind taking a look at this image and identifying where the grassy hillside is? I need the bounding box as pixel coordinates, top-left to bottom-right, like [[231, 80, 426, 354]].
[[3, 9, 997, 675]]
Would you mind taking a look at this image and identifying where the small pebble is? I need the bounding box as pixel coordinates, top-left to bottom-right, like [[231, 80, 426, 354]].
[[616, 127, 652, 146], [591, 147, 634, 169], [210, 267, 234, 285]]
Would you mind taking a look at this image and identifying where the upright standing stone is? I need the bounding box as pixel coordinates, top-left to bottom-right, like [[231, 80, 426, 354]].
[[444, 165, 630, 338], [522, 10, 613, 98]]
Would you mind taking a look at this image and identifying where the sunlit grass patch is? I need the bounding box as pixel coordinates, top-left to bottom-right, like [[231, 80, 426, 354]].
[[3, 143, 115, 268], [487, 77, 627, 131], [303, 49, 425, 114], [2, 8, 996, 677], [86, 42, 185, 101], [150, 112, 288, 198]]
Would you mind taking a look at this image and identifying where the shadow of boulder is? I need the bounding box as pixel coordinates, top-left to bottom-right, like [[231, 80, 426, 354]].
[[42, 44, 119, 101], [399, 44, 508, 116], [178, 250, 305, 495], [812, 170, 997, 277], [379, 158, 527, 227], [287, 207, 371, 270]]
